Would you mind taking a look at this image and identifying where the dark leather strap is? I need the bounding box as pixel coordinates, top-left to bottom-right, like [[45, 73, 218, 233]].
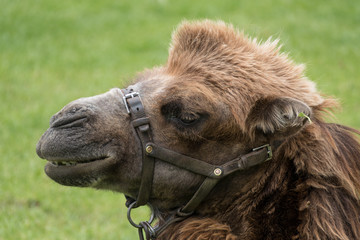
[[180, 177, 219, 213], [221, 145, 271, 176], [145, 143, 272, 214], [122, 89, 155, 207], [145, 143, 271, 178], [145, 143, 220, 178]]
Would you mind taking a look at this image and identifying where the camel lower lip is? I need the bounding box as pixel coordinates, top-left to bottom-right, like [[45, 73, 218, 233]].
[[44, 156, 116, 187]]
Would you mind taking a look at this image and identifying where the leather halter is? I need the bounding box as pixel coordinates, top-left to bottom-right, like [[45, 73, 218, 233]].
[[120, 88, 274, 240]]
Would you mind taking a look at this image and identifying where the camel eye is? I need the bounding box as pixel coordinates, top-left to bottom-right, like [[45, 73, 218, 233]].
[[161, 101, 204, 127], [179, 113, 199, 125]]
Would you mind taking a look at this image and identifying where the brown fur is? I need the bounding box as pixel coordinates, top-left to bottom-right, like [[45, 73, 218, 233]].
[[156, 21, 360, 239], [164, 218, 238, 240]]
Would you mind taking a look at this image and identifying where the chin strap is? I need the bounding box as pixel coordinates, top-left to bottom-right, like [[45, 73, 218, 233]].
[[120, 88, 276, 239]]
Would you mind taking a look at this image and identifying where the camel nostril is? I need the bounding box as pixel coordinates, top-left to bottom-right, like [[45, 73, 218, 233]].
[[51, 115, 88, 128], [49, 115, 57, 126]]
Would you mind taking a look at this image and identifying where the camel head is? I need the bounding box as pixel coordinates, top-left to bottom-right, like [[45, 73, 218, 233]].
[[36, 20, 322, 211]]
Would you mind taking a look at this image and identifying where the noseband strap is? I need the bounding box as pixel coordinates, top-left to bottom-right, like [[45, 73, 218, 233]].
[[121, 89, 275, 239], [122, 89, 155, 207]]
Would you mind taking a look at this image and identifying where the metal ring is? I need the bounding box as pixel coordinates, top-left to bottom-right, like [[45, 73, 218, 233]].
[[127, 201, 156, 228]]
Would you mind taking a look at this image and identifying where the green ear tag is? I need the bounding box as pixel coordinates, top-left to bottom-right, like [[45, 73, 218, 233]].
[[298, 112, 312, 124]]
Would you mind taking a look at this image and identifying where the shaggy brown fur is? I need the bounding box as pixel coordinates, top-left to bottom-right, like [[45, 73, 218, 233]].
[[156, 21, 360, 240], [164, 218, 238, 240]]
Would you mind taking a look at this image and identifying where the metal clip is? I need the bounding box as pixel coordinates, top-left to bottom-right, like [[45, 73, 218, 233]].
[[252, 144, 272, 161]]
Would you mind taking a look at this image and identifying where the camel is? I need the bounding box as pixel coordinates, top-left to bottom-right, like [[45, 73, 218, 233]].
[[36, 20, 360, 239]]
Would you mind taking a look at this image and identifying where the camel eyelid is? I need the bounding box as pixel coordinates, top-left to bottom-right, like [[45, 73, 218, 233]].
[[160, 100, 183, 119]]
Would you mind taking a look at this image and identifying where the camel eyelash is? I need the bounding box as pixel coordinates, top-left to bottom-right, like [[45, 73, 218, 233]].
[[160, 100, 209, 130], [170, 112, 200, 126]]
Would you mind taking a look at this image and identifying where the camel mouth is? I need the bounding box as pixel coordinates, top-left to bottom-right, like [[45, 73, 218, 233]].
[[47, 156, 108, 167], [44, 156, 116, 187]]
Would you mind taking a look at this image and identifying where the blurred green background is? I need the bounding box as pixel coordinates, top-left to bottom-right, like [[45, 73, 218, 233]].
[[1, 0, 359, 239]]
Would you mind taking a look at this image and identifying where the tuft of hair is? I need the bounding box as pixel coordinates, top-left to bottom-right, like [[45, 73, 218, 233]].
[[166, 20, 325, 132], [158, 217, 238, 240]]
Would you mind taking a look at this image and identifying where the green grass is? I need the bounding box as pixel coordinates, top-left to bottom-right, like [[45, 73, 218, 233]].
[[0, 0, 359, 239]]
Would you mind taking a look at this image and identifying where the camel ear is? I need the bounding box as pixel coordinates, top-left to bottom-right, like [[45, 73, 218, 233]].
[[246, 97, 312, 140]]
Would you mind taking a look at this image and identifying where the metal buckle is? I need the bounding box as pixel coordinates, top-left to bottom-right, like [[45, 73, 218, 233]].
[[252, 144, 272, 161], [123, 92, 140, 114]]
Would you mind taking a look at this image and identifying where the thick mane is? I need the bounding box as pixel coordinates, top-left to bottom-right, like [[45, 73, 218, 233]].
[[293, 119, 360, 239], [166, 20, 323, 107], [213, 114, 360, 240], [255, 107, 360, 239]]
